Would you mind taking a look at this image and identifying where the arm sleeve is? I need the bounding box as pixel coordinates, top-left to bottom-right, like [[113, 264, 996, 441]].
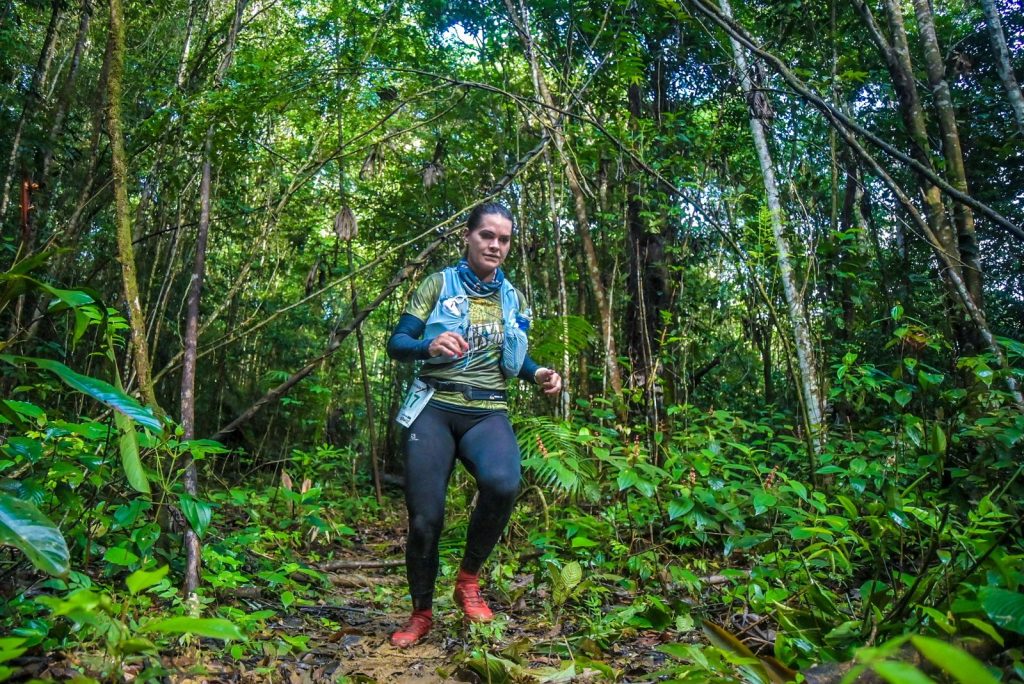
[[386, 313, 433, 362], [518, 354, 541, 383], [513, 287, 541, 382]]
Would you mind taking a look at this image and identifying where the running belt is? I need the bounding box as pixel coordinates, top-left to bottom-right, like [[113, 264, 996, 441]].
[[418, 377, 507, 402]]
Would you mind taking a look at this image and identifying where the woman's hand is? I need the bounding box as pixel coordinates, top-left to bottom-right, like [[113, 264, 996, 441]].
[[428, 332, 469, 359], [535, 367, 563, 395]]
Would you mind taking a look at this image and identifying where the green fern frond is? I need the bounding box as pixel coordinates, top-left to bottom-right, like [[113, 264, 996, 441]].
[[529, 315, 597, 365], [515, 416, 596, 500]]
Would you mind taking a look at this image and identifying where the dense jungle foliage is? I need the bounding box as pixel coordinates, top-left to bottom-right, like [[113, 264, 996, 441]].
[[1, 0, 1024, 680]]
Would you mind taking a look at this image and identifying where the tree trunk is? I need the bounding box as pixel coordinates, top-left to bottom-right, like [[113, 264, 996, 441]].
[[349, 247, 382, 505], [851, 0, 973, 349], [625, 84, 669, 399], [175, 0, 199, 90], [107, 0, 159, 410], [503, 0, 624, 396], [0, 0, 64, 225], [721, 0, 825, 455], [179, 0, 249, 600], [39, 0, 92, 210], [543, 148, 571, 417], [980, 0, 1024, 136], [849, 0, 957, 260], [911, 0, 983, 310]]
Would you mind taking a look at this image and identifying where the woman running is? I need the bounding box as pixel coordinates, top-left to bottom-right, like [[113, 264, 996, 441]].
[[385, 201, 562, 647]]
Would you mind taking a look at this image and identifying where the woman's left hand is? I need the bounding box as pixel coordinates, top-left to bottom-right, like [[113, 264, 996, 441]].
[[535, 368, 563, 396]]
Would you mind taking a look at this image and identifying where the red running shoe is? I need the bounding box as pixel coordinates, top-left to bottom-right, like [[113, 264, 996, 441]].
[[390, 610, 432, 647], [453, 570, 494, 623]]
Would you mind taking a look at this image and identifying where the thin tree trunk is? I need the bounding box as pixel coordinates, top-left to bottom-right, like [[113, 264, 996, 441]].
[[911, 0, 983, 309], [180, 0, 249, 600], [721, 0, 825, 455], [349, 246, 382, 505], [107, 0, 159, 410], [1, 0, 64, 225], [543, 147, 571, 417], [980, 0, 1024, 136], [39, 0, 92, 203], [175, 0, 199, 90], [851, 0, 973, 349], [625, 83, 667, 399], [504, 0, 624, 396], [873, 0, 976, 350], [879, 0, 960, 266]]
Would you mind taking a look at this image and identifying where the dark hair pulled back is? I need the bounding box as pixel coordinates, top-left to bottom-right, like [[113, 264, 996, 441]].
[[466, 202, 514, 232]]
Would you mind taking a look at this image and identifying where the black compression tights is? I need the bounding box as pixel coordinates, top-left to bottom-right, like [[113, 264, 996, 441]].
[[403, 403, 521, 611]]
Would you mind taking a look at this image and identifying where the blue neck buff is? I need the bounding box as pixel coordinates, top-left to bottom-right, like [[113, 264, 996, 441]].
[[457, 258, 504, 296]]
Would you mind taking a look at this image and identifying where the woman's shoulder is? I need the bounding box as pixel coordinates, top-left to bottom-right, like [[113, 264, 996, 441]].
[[407, 272, 446, 315], [417, 271, 445, 293], [502, 279, 528, 307]]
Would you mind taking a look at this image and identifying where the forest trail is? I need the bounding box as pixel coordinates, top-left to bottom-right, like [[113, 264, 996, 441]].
[[202, 517, 680, 683]]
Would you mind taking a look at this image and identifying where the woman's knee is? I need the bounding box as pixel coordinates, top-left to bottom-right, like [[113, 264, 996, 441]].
[[408, 511, 444, 543], [477, 468, 521, 502]]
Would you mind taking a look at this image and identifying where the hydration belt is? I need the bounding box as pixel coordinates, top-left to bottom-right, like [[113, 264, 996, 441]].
[[418, 377, 507, 402]]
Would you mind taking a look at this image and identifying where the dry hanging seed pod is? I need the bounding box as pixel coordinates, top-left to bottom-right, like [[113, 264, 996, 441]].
[[305, 257, 320, 295], [360, 145, 383, 179], [423, 162, 443, 188], [334, 206, 357, 241], [746, 63, 775, 122]]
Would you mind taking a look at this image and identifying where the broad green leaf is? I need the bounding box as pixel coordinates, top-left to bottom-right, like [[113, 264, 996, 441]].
[[179, 494, 212, 538], [871, 660, 935, 684], [786, 479, 808, 500], [0, 356, 161, 432], [116, 637, 158, 655], [0, 401, 27, 430], [0, 493, 69, 576], [561, 561, 583, 590], [894, 389, 912, 407], [979, 586, 1024, 636], [0, 637, 28, 664], [2, 400, 45, 422], [656, 643, 695, 659], [1, 437, 42, 462], [43, 284, 95, 311], [668, 496, 694, 519], [180, 439, 228, 458], [126, 565, 169, 595], [104, 546, 140, 567], [464, 652, 520, 683], [145, 617, 244, 641], [918, 606, 955, 634], [115, 411, 149, 494], [910, 636, 999, 684], [929, 424, 946, 455], [753, 491, 776, 515], [963, 618, 1004, 646], [702, 620, 792, 684]]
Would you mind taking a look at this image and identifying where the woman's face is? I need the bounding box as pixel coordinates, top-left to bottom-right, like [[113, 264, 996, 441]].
[[464, 212, 513, 281]]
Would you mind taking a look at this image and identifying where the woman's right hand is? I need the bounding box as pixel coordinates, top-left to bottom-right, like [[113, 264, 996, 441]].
[[428, 332, 470, 359]]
